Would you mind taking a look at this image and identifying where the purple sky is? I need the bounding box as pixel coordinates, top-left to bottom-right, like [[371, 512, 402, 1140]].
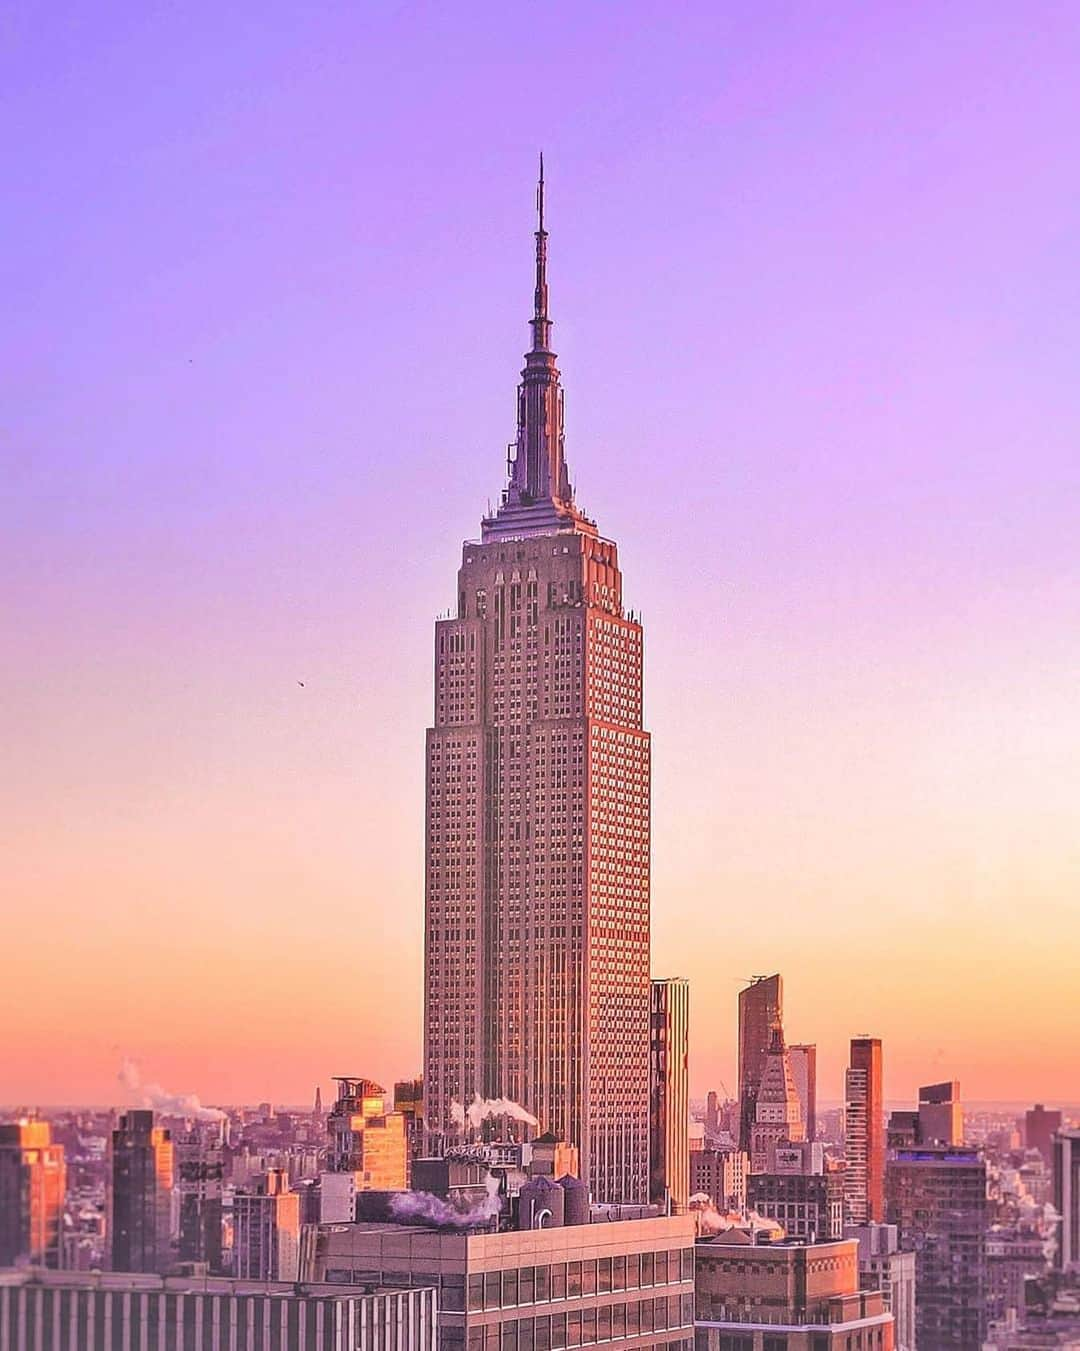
[[4, 2, 1080, 1109]]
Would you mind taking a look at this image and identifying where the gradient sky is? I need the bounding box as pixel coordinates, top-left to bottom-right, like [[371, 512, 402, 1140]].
[[4, 2, 1080, 1113]]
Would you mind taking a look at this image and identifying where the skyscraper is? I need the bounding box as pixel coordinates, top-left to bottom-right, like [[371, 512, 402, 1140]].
[[918, 1079, 963, 1146], [422, 163, 651, 1204], [649, 977, 690, 1214], [1053, 1128, 1080, 1272], [737, 974, 782, 1153], [174, 1125, 224, 1272], [108, 1110, 173, 1273], [325, 1077, 407, 1192], [748, 1024, 805, 1173], [0, 1122, 66, 1269], [788, 1043, 817, 1143], [844, 1036, 884, 1224], [886, 1146, 988, 1347], [1027, 1103, 1063, 1167]]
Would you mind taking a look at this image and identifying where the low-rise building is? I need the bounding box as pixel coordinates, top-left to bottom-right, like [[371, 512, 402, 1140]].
[[309, 1214, 696, 1348], [844, 1223, 916, 1351], [694, 1235, 894, 1350], [747, 1171, 844, 1243], [0, 1269, 436, 1351]]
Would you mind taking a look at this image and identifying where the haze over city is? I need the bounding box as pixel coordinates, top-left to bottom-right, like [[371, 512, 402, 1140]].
[[5, 1, 1080, 1114]]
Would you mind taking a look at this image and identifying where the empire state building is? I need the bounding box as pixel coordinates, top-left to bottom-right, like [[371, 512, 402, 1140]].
[[423, 165, 650, 1204]]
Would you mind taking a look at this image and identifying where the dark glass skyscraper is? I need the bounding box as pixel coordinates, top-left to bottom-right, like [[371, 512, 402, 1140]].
[[423, 165, 651, 1203], [108, 1110, 173, 1273]]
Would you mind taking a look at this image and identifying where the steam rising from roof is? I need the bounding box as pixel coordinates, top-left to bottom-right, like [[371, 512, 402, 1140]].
[[388, 1172, 502, 1229], [450, 1094, 539, 1131], [119, 1059, 226, 1123]]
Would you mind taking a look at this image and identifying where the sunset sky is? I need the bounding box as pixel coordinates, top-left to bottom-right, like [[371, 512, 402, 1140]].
[[4, 2, 1080, 1113]]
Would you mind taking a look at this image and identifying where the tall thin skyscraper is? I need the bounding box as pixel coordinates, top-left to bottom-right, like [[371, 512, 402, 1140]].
[[1053, 1129, 1080, 1272], [423, 163, 651, 1203], [649, 977, 690, 1214], [844, 1037, 884, 1224], [737, 974, 782, 1152], [108, 1110, 173, 1273], [174, 1124, 224, 1272], [0, 1122, 66, 1269], [788, 1043, 817, 1143]]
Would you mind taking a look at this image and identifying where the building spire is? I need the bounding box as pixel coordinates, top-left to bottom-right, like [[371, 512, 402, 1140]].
[[481, 158, 596, 541], [532, 152, 550, 353]]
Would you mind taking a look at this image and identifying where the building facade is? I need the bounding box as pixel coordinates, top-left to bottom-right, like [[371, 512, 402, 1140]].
[[917, 1080, 962, 1147], [844, 1038, 884, 1224], [0, 1270, 436, 1351], [690, 1148, 749, 1215], [423, 167, 651, 1204], [0, 1122, 66, 1269], [327, 1078, 408, 1192], [233, 1168, 300, 1281], [1027, 1106, 1063, 1169], [844, 1223, 916, 1351], [737, 975, 783, 1154], [693, 1236, 895, 1350], [788, 1044, 817, 1145], [1054, 1130, 1080, 1272], [749, 1027, 805, 1175], [747, 1171, 844, 1243], [886, 1146, 988, 1348], [310, 1214, 695, 1349], [174, 1125, 224, 1272], [650, 977, 690, 1214], [109, 1110, 173, 1274]]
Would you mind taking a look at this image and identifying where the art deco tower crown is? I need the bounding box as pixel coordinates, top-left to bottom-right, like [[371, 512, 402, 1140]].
[[483, 156, 595, 542]]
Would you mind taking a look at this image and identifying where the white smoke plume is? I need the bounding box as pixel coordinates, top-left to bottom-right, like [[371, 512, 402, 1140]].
[[688, 1193, 785, 1239], [449, 1094, 539, 1131], [388, 1172, 502, 1230], [119, 1060, 226, 1124]]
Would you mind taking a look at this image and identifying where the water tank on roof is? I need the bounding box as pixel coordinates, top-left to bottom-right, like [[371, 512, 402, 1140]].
[[518, 1176, 565, 1230], [558, 1174, 589, 1227]]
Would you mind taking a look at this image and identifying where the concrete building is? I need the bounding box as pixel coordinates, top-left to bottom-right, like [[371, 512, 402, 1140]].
[[918, 1080, 963, 1147], [650, 977, 690, 1214], [844, 1038, 884, 1224], [844, 1223, 916, 1351], [394, 1078, 425, 1172], [747, 1171, 844, 1242], [327, 1078, 408, 1192], [988, 1227, 1053, 1322], [174, 1125, 224, 1271], [1028, 1107, 1064, 1169], [423, 165, 651, 1205], [690, 1147, 748, 1214], [1054, 1130, 1080, 1272], [233, 1168, 300, 1281], [0, 1122, 66, 1269], [738, 975, 783, 1154], [749, 1025, 805, 1174], [886, 1146, 988, 1347], [0, 1269, 436, 1351], [108, 1110, 173, 1273], [694, 1235, 895, 1349], [788, 1044, 817, 1144], [309, 1214, 695, 1348]]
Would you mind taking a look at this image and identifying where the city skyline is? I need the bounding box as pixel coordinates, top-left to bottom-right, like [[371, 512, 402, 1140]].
[[6, 3, 1080, 1110]]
